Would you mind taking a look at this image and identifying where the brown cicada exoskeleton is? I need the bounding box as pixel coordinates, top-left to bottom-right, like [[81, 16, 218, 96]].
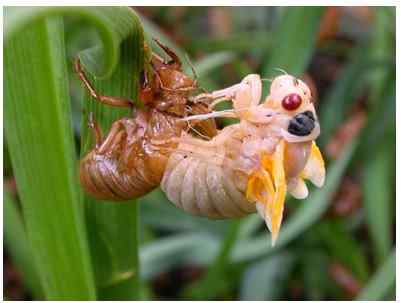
[[77, 39, 217, 201]]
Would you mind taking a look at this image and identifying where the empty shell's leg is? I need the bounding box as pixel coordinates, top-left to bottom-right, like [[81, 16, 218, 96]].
[[74, 58, 133, 108], [97, 120, 125, 154], [88, 112, 102, 149], [153, 38, 182, 67]]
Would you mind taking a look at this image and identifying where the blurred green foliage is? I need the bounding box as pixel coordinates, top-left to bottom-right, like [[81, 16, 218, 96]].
[[4, 6, 395, 300]]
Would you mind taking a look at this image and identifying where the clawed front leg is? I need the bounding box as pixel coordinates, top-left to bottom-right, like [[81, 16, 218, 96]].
[[74, 58, 134, 108]]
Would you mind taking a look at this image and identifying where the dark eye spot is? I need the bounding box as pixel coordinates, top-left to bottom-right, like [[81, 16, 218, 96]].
[[288, 111, 315, 136]]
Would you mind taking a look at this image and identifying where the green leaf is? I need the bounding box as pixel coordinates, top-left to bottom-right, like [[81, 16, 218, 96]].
[[5, 6, 144, 300], [140, 232, 219, 280], [188, 30, 272, 53], [5, 16, 96, 299], [78, 16, 144, 300], [231, 139, 358, 262], [362, 147, 392, 265], [356, 69, 395, 164], [185, 220, 242, 299], [368, 7, 395, 105], [4, 190, 43, 298], [5, 6, 140, 78], [318, 44, 371, 146], [301, 251, 334, 300], [356, 249, 395, 300], [240, 252, 294, 300], [189, 51, 236, 77], [262, 7, 324, 81], [317, 220, 369, 282]]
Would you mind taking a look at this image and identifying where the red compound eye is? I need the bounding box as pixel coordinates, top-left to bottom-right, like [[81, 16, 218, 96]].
[[282, 93, 302, 110]]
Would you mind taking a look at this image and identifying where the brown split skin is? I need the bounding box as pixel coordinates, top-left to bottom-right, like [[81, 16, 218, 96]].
[[77, 41, 217, 201]]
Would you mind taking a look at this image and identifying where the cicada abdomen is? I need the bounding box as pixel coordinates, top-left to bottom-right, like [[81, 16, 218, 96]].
[[161, 134, 255, 218]]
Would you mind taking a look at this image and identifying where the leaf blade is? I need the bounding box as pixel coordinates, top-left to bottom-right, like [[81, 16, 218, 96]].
[[4, 190, 43, 298], [5, 17, 96, 299], [262, 7, 325, 80], [356, 249, 395, 300]]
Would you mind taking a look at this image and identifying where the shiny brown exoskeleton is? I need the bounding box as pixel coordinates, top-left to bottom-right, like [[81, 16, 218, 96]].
[[78, 40, 217, 201]]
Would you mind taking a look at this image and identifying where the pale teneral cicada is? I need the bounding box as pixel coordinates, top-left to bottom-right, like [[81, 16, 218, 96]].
[[161, 74, 325, 244]]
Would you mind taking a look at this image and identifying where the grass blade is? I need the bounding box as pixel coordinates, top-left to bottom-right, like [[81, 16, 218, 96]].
[[356, 249, 395, 300], [4, 17, 96, 299], [317, 220, 369, 282], [184, 220, 242, 299], [240, 252, 294, 300], [262, 7, 324, 80], [317, 44, 370, 146], [4, 190, 43, 298], [140, 233, 219, 281], [362, 147, 392, 265]]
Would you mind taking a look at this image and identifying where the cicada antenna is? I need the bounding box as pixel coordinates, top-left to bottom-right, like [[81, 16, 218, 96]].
[[260, 78, 274, 83], [273, 68, 288, 75], [184, 53, 198, 82]]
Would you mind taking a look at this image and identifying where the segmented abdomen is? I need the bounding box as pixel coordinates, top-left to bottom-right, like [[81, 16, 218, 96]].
[[161, 152, 256, 218], [80, 152, 156, 201]]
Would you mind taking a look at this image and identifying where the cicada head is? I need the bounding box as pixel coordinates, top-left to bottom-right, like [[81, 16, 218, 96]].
[[263, 75, 320, 144], [245, 74, 325, 245]]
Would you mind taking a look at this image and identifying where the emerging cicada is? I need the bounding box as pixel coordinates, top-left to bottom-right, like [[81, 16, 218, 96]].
[[161, 74, 325, 244], [77, 40, 216, 200]]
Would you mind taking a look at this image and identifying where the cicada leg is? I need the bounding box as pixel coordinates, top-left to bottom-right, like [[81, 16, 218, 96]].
[[97, 120, 127, 155], [74, 58, 134, 108], [153, 38, 182, 67], [86, 113, 126, 154], [190, 74, 262, 109], [88, 112, 102, 149]]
